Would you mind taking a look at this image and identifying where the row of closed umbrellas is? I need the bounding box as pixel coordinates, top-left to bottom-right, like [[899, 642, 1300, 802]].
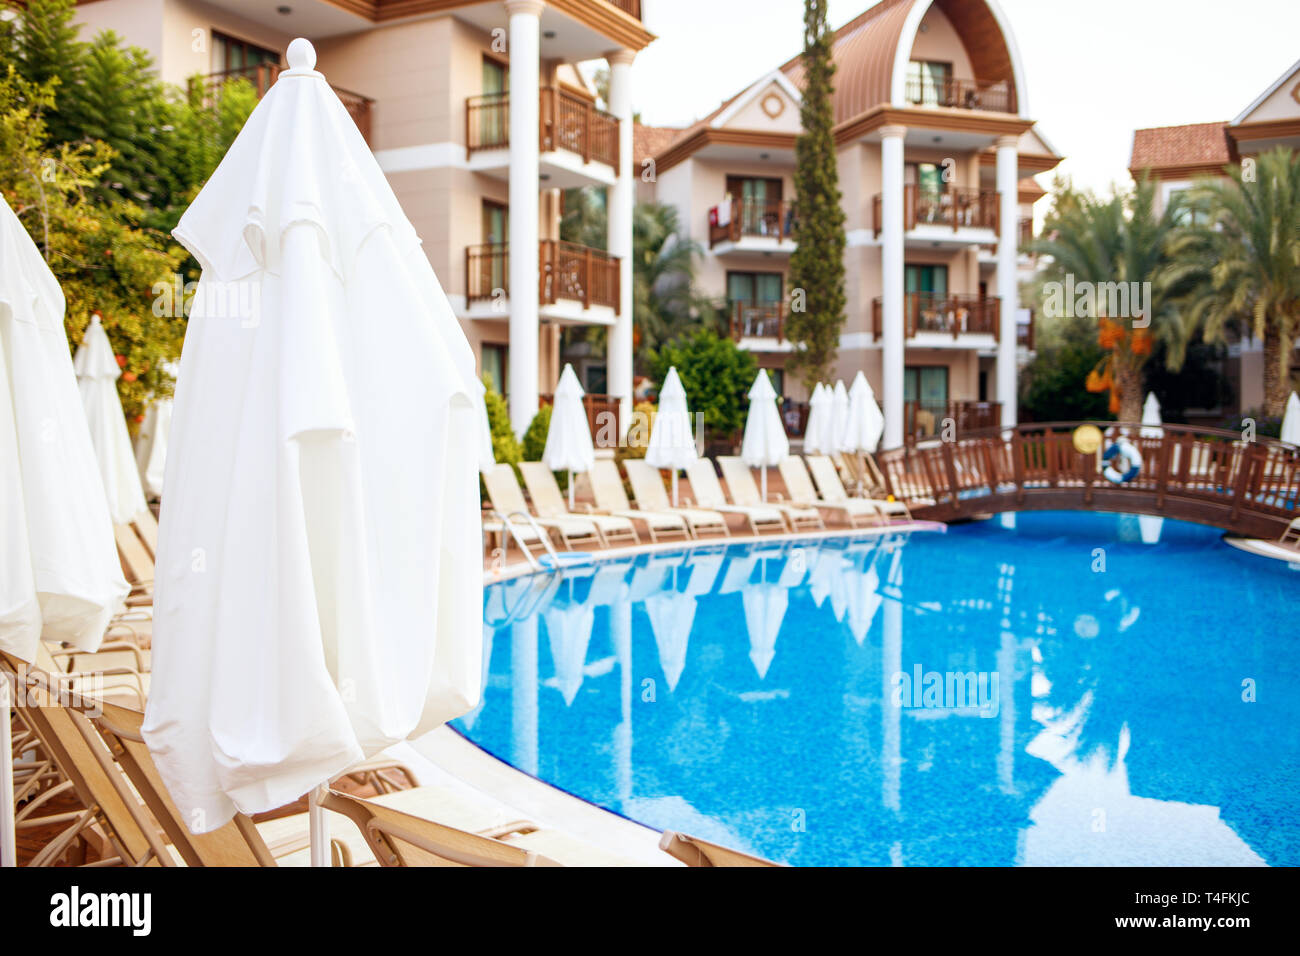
[[513, 364, 886, 507]]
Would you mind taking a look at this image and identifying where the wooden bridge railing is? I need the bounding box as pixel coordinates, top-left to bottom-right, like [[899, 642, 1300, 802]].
[[875, 422, 1300, 539]]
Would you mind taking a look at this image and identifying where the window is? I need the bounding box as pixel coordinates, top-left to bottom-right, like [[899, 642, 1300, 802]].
[[586, 365, 607, 395], [905, 162, 945, 196], [765, 368, 785, 397], [480, 56, 508, 145], [906, 60, 952, 107], [725, 176, 784, 236], [481, 345, 507, 396], [904, 264, 947, 332], [905, 366, 949, 405], [727, 272, 784, 338], [212, 31, 279, 75], [479, 200, 508, 295]]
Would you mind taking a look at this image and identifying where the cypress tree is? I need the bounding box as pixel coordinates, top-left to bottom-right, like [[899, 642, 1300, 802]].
[[786, 0, 846, 388]]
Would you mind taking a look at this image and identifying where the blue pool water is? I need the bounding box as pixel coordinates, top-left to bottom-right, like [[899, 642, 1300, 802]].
[[456, 512, 1299, 866]]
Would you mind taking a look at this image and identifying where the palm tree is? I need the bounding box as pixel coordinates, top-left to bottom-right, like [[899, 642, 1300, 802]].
[[1029, 179, 1190, 422], [1161, 147, 1300, 417], [631, 201, 722, 365]]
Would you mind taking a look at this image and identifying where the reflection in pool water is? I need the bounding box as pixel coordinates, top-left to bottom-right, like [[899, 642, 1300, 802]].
[[457, 512, 1299, 866]]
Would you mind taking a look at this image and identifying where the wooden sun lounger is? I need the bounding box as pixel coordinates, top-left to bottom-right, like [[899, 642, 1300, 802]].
[[482, 463, 602, 551], [1279, 517, 1300, 548], [658, 830, 781, 867], [518, 461, 639, 548], [588, 459, 691, 543], [716, 456, 826, 533], [623, 459, 730, 539], [806, 455, 913, 522], [684, 459, 785, 535], [777, 456, 885, 528]]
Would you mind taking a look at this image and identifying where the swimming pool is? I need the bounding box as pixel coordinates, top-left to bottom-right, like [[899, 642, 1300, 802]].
[[457, 512, 1299, 866]]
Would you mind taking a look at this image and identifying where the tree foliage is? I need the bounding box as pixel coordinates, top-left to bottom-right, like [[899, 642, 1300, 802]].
[[647, 330, 757, 439], [785, 0, 846, 389]]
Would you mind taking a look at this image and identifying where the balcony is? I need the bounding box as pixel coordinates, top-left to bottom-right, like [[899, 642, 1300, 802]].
[[905, 401, 1002, 440], [200, 64, 373, 145], [873, 186, 1000, 242], [1017, 310, 1035, 351], [465, 240, 620, 323], [540, 392, 621, 437], [466, 87, 620, 186], [708, 197, 797, 254], [607, 0, 643, 18], [871, 292, 1001, 343], [728, 301, 787, 346], [903, 76, 1016, 114]]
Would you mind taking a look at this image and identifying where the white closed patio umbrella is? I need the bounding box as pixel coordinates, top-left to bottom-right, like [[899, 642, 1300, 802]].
[[741, 370, 789, 502], [74, 314, 149, 524], [1140, 392, 1163, 439], [476, 377, 496, 473], [133, 362, 177, 499], [802, 382, 830, 454], [645, 366, 697, 506], [142, 39, 483, 864], [543, 363, 595, 508], [843, 370, 885, 455], [1281, 392, 1300, 446], [1, 196, 129, 865], [830, 379, 852, 452]]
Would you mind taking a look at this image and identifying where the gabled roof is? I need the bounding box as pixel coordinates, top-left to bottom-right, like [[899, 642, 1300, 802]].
[[1231, 56, 1300, 126]]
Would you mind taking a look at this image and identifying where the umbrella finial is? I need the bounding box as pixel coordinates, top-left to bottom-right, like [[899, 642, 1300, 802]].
[[286, 37, 317, 72]]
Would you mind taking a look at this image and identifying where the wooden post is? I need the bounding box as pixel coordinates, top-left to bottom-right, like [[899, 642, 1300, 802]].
[[583, 246, 592, 309], [942, 440, 962, 515], [1155, 434, 1171, 509], [1012, 431, 1025, 504], [1230, 443, 1255, 522]]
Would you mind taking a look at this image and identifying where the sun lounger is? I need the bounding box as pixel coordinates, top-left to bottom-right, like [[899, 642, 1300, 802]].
[[482, 463, 602, 551], [777, 455, 886, 528], [320, 789, 561, 867], [716, 456, 825, 532], [658, 830, 781, 867], [588, 459, 691, 543], [623, 459, 730, 539], [1280, 517, 1300, 548], [806, 455, 913, 522], [518, 461, 639, 548], [684, 459, 785, 535]]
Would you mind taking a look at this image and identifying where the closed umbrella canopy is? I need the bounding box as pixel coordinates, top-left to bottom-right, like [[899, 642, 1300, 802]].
[[476, 377, 496, 474], [134, 362, 177, 499], [1281, 392, 1300, 446], [1140, 392, 1163, 439], [645, 366, 697, 505], [543, 363, 595, 507], [843, 370, 885, 454], [830, 380, 852, 453], [142, 40, 483, 834], [74, 314, 149, 524], [802, 382, 830, 454], [0, 197, 128, 663], [741, 370, 789, 501]]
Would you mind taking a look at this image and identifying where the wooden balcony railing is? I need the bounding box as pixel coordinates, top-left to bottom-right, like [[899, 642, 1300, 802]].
[[729, 301, 786, 341], [467, 88, 620, 169], [903, 75, 1016, 114], [540, 392, 621, 437], [200, 64, 374, 144], [709, 197, 798, 247], [904, 401, 1001, 440], [1017, 311, 1035, 350], [872, 292, 1000, 340], [873, 185, 1000, 235], [466, 241, 621, 313]]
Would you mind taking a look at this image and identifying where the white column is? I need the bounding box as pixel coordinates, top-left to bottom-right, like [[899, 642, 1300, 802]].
[[995, 135, 1019, 428], [506, 0, 544, 436], [606, 49, 636, 442], [880, 125, 907, 449]]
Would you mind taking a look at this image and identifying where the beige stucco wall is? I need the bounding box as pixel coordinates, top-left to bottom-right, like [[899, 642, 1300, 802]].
[[908, 6, 975, 77], [1238, 73, 1300, 124], [73, 0, 165, 65], [722, 80, 802, 133]]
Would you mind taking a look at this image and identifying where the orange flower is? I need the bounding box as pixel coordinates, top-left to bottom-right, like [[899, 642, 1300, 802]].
[[1098, 317, 1125, 351], [122, 372, 137, 382], [1130, 328, 1152, 356], [1108, 391, 1121, 414]]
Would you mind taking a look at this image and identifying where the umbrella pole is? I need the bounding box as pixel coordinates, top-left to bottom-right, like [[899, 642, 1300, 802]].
[[761, 467, 768, 503], [1, 677, 15, 867], [309, 784, 330, 867], [569, 470, 575, 511]]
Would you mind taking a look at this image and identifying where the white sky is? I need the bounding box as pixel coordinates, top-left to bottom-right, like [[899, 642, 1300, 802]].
[[623, 0, 1300, 197]]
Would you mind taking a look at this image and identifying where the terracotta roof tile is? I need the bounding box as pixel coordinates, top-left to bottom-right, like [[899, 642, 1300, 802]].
[[1130, 122, 1234, 172], [633, 122, 684, 166]]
